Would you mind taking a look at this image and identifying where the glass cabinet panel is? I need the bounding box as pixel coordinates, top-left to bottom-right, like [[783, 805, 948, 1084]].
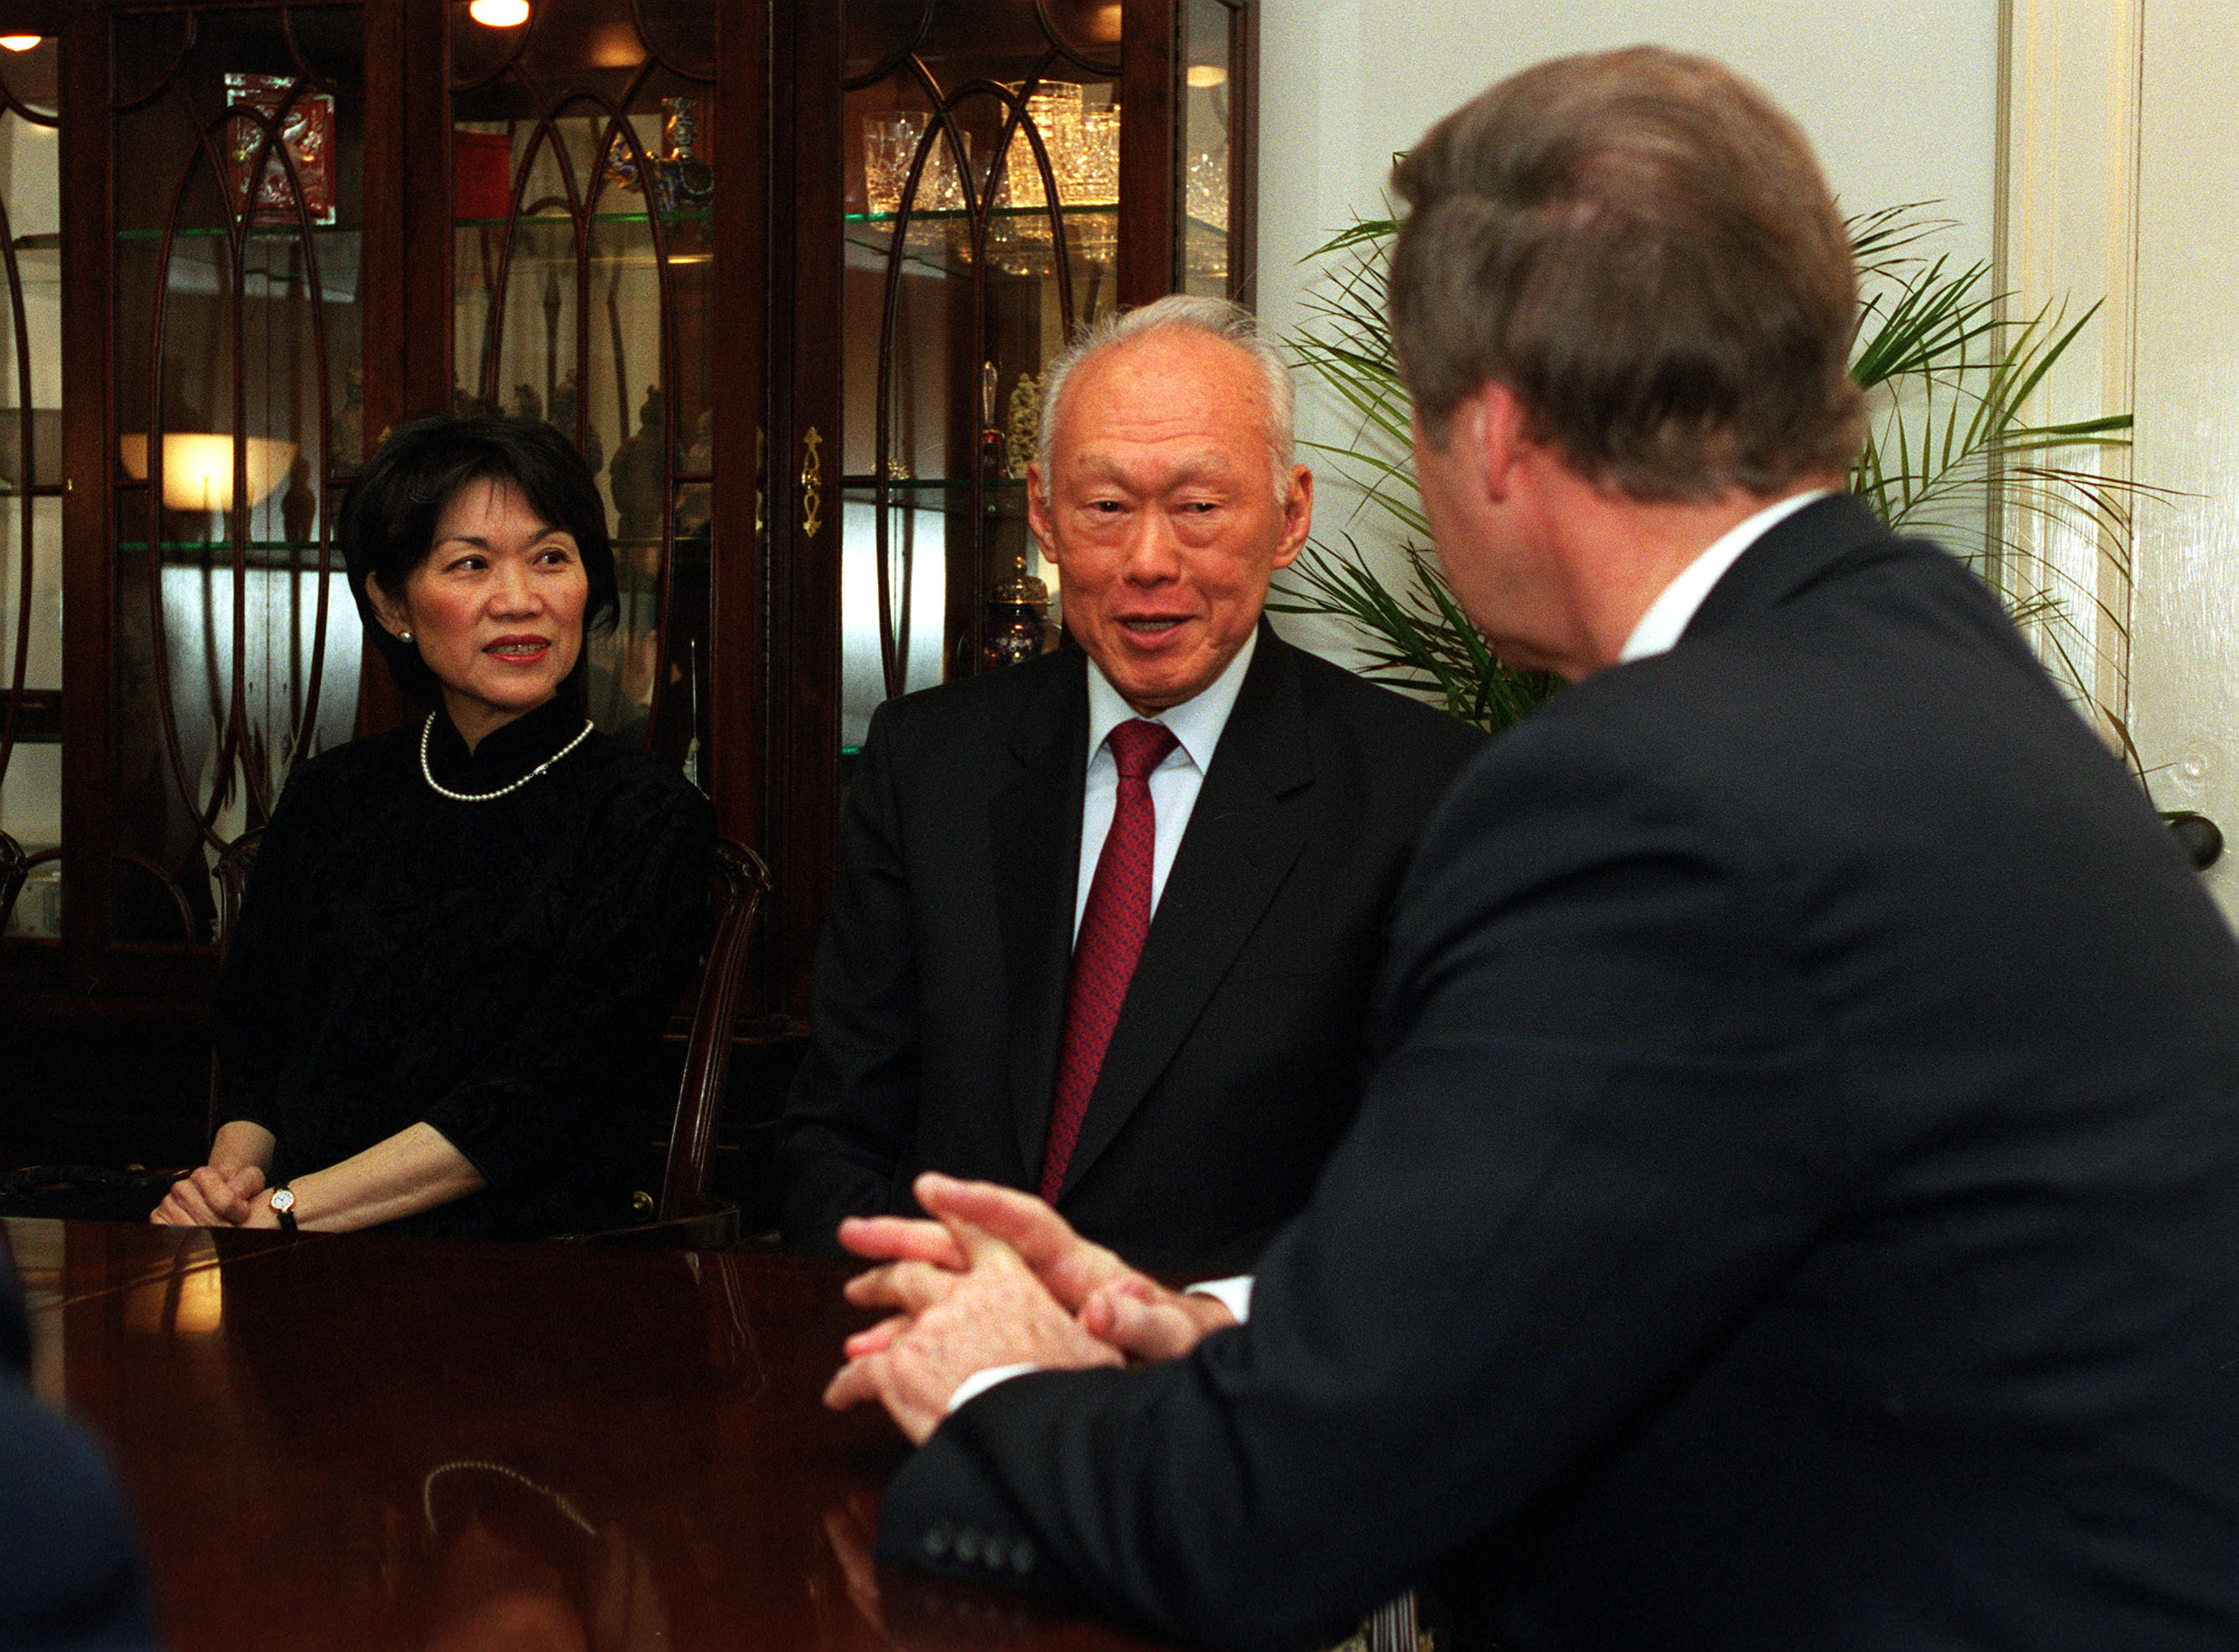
[[839, 2, 1128, 748], [1181, 0, 1244, 299], [831, 0, 1253, 751], [108, 5, 366, 945], [450, 3, 719, 783], [0, 32, 59, 938]]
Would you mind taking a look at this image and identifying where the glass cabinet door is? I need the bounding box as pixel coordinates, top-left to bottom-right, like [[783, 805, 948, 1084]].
[[0, 29, 59, 938], [449, 3, 722, 786], [1180, 0, 1249, 302], [108, 4, 367, 946], [839, 2, 1123, 748], [833, 0, 1252, 752]]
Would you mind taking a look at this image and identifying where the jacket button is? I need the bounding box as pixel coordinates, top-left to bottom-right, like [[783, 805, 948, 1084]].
[[1011, 1537, 1036, 1575], [954, 1528, 982, 1565], [923, 1522, 954, 1561]]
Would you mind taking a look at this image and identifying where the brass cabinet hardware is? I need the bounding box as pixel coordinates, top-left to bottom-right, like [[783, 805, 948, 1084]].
[[800, 426, 823, 538]]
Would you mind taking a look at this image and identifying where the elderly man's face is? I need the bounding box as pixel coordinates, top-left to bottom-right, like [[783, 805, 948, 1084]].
[[1029, 329, 1311, 714]]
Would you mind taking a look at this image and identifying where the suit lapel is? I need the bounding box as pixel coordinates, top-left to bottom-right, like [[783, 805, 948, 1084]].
[[1052, 631, 1315, 1198], [994, 661, 1091, 1179]]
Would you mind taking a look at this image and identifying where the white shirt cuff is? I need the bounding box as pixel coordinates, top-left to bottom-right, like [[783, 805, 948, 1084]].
[[946, 1361, 1041, 1413], [1187, 1274, 1253, 1322]]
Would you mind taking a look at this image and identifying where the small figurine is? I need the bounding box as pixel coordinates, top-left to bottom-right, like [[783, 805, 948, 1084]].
[[1005, 371, 1042, 478], [979, 361, 1006, 481], [980, 556, 1052, 670], [329, 367, 364, 473], [548, 368, 603, 475], [608, 384, 668, 560], [280, 453, 316, 548]]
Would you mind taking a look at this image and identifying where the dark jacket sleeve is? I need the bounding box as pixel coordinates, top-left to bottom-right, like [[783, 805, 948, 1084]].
[[778, 699, 922, 1250], [414, 771, 714, 1208], [208, 758, 328, 1136]]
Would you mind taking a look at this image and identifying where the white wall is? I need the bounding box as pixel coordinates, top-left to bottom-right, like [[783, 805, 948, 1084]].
[[1255, 0, 2004, 661]]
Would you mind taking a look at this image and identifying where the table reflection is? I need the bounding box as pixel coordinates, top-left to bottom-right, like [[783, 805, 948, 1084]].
[[6, 1221, 1161, 1652]]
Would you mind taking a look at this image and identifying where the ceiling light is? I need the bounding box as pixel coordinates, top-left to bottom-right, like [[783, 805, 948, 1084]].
[[1187, 65, 1228, 90], [467, 0, 530, 28], [0, 36, 42, 52]]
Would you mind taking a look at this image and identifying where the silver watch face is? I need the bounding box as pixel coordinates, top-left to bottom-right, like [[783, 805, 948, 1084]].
[[269, 1187, 295, 1214]]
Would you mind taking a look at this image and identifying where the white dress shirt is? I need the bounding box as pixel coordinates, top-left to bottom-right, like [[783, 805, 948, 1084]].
[[1074, 628, 1257, 939]]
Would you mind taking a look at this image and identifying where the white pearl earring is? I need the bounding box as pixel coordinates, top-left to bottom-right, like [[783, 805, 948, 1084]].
[[398, 629, 415, 643]]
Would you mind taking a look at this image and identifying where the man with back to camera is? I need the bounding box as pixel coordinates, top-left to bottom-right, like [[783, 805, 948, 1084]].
[[777, 294, 1485, 1275], [821, 46, 2239, 1652]]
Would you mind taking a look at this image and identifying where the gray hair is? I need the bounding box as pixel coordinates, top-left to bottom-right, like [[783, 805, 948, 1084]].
[[1036, 294, 1298, 506]]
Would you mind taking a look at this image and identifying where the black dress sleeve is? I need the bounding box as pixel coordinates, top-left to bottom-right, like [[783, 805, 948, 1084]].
[[414, 767, 714, 1224], [208, 755, 330, 1138]]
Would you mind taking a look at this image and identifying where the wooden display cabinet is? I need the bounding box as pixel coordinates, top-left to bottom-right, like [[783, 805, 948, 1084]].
[[0, 0, 1252, 1170]]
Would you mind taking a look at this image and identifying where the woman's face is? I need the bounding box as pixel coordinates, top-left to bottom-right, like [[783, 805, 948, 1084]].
[[370, 477, 588, 750]]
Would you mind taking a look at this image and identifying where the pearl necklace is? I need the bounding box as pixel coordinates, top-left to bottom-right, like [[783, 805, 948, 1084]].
[[419, 713, 594, 803]]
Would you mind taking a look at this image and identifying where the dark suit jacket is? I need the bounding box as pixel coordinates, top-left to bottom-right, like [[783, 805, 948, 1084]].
[[876, 496, 2239, 1649], [779, 625, 1487, 1273]]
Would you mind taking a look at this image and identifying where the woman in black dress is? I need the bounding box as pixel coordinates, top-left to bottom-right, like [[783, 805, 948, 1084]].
[[153, 414, 712, 1238]]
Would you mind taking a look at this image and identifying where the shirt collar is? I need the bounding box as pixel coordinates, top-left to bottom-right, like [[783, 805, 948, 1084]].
[[1619, 487, 1834, 663], [1084, 625, 1259, 772]]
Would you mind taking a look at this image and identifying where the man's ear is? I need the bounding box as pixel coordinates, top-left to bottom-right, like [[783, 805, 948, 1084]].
[[1269, 463, 1313, 570], [1024, 462, 1056, 560], [1469, 383, 1532, 505]]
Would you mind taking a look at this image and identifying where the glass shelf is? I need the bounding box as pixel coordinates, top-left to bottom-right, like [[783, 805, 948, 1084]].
[[115, 223, 365, 242], [843, 204, 1117, 226], [117, 540, 346, 573], [453, 208, 714, 231], [842, 475, 1026, 491], [842, 478, 1032, 519]]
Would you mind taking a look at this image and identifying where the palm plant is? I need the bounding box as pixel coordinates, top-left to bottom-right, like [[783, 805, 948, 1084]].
[[1275, 206, 2138, 734]]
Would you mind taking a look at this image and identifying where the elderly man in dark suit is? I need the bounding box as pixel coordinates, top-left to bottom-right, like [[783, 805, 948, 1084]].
[[822, 46, 2239, 1652], [779, 295, 1484, 1275]]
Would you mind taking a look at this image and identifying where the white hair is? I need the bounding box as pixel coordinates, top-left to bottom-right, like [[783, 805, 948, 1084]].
[[1035, 294, 1297, 506]]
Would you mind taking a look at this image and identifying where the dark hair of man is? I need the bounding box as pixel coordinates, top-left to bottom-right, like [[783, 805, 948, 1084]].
[[340, 413, 620, 705], [1388, 45, 1868, 501]]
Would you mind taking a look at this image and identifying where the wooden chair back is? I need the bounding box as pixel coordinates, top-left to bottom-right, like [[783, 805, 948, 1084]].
[[208, 829, 265, 1144], [652, 836, 769, 1233], [0, 829, 26, 934]]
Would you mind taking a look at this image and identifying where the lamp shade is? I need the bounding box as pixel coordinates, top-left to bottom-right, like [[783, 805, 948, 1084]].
[[119, 434, 298, 513]]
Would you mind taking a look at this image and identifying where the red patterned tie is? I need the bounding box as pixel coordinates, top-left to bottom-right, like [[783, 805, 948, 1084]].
[[1041, 718, 1179, 1200]]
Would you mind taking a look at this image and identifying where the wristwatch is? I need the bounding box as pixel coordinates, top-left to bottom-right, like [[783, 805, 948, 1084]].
[[268, 1186, 298, 1233]]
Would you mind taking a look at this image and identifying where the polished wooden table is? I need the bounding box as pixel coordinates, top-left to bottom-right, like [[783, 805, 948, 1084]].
[[5, 1218, 1168, 1652]]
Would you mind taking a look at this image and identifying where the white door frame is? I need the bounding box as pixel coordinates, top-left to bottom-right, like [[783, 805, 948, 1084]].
[[2003, 0, 2238, 918]]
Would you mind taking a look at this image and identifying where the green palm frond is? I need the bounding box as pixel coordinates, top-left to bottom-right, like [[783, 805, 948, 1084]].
[[1275, 206, 2142, 734]]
